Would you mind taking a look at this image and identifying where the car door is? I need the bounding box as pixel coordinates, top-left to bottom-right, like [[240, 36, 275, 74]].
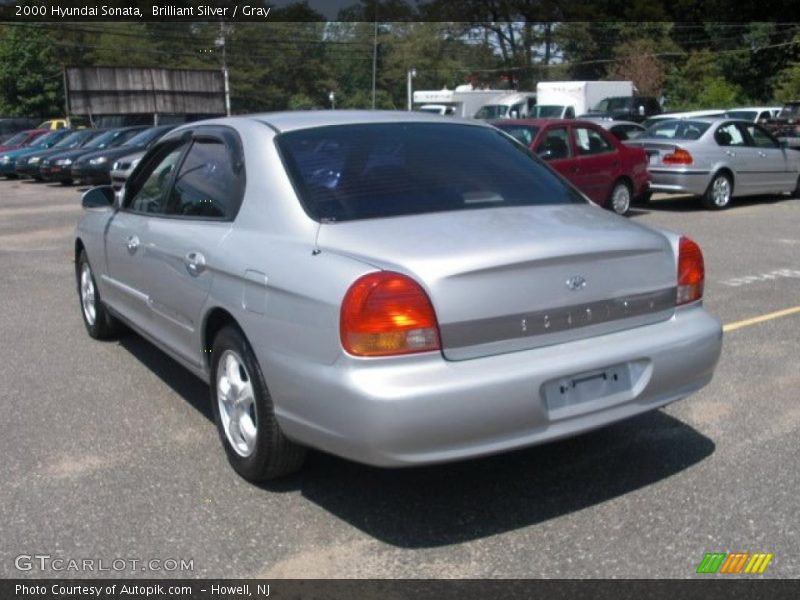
[[142, 128, 245, 367], [714, 122, 758, 195], [570, 124, 617, 202], [533, 126, 577, 186], [103, 140, 189, 333], [743, 123, 793, 193]]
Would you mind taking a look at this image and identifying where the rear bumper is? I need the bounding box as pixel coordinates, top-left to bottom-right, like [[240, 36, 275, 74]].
[[647, 168, 712, 196], [271, 305, 723, 467]]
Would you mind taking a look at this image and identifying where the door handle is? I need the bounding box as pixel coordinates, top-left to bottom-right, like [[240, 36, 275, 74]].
[[725, 150, 736, 157], [125, 235, 139, 254], [758, 151, 767, 157], [184, 251, 206, 276]]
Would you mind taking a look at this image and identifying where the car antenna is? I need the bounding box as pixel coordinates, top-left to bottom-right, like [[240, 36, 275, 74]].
[[312, 217, 335, 255]]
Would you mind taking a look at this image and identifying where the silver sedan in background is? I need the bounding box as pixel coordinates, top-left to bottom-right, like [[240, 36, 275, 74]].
[[75, 111, 722, 481], [629, 118, 800, 209]]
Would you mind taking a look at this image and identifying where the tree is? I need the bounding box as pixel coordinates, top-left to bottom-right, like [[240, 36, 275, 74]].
[[0, 24, 63, 118], [774, 62, 800, 102], [606, 39, 666, 96]]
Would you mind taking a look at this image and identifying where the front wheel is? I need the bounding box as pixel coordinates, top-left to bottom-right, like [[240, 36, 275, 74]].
[[76, 250, 120, 339], [702, 173, 732, 210], [608, 180, 632, 216], [210, 326, 307, 481]]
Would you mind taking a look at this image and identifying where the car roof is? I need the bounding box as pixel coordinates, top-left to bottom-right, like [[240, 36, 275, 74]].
[[171, 110, 493, 135], [489, 118, 600, 128]]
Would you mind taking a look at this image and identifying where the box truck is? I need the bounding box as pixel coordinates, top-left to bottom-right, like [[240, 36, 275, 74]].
[[535, 81, 634, 119], [412, 85, 509, 118]]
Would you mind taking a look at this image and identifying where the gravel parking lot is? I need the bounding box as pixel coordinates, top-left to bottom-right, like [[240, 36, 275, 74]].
[[1, 178, 798, 578]]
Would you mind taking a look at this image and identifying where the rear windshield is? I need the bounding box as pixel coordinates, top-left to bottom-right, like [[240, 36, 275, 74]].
[[724, 110, 756, 121], [532, 105, 565, 118], [474, 105, 509, 119], [593, 97, 633, 112], [123, 127, 168, 147], [55, 130, 96, 148], [3, 132, 28, 146], [276, 122, 584, 222], [643, 119, 711, 140], [493, 124, 540, 146]]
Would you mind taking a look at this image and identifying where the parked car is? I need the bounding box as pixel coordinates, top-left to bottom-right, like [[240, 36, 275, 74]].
[[75, 111, 722, 481], [628, 117, 800, 209], [110, 151, 144, 191], [0, 117, 38, 144], [41, 126, 147, 184], [641, 110, 725, 130], [1, 129, 72, 179], [0, 128, 48, 153], [764, 102, 800, 149], [71, 125, 176, 186], [37, 119, 69, 131], [15, 129, 105, 180], [583, 118, 646, 141], [491, 118, 649, 215], [530, 104, 576, 119], [724, 107, 782, 124], [579, 96, 662, 123]]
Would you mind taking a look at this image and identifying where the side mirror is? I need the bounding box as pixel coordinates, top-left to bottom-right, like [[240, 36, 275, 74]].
[[81, 185, 115, 209]]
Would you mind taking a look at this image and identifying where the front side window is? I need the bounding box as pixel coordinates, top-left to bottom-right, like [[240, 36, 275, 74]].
[[126, 145, 186, 214], [165, 140, 238, 219], [745, 124, 779, 148], [574, 127, 612, 155], [277, 123, 584, 222], [495, 124, 540, 146], [535, 127, 571, 159]]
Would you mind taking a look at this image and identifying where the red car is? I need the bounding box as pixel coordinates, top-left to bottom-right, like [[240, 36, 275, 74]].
[[0, 128, 49, 153], [491, 118, 650, 215]]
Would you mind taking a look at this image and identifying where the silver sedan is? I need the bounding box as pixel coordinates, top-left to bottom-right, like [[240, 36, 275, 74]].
[[75, 111, 722, 481], [629, 118, 800, 209]]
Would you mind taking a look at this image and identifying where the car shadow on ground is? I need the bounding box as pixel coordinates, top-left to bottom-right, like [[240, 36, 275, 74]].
[[117, 327, 715, 549], [629, 193, 793, 216]]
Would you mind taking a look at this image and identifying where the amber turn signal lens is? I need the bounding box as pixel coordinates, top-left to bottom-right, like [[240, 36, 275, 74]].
[[677, 236, 704, 305]]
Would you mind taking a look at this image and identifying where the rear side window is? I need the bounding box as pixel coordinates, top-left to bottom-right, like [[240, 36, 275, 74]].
[[644, 119, 711, 140], [535, 127, 571, 159], [165, 140, 239, 219], [574, 127, 612, 155], [277, 123, 584, 222]]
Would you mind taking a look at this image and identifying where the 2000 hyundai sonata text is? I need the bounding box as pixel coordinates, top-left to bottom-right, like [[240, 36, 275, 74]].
[[75, 111, 723, 481]]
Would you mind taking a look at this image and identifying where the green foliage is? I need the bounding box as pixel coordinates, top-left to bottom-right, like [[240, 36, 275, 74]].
[[695, 76, 744, 107], [774, 63, 800, 103], [0, 25, 63, 118]]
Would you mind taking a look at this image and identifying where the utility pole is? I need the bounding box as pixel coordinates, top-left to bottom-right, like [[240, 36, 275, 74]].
[[371, 8, 378, 109], [406, 67, 416, 111], [219, 21, 231, 117]]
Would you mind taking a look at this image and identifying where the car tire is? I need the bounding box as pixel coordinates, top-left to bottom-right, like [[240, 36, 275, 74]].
[[60, 179, 73, 186], [210, 325, 307, 481], [633, 191, 652, 205], [76, 250, 120, 339], [4, 173, 18, 180], [608, 180, 632, 216], [702, 172, 733, 210], [791, 175, 800, 198]]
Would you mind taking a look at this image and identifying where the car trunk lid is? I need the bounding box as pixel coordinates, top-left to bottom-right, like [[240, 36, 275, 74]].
[[318, 205, 676, 360]]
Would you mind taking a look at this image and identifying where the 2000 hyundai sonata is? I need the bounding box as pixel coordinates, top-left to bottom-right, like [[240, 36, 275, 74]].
[[75, 111, 723, 481]]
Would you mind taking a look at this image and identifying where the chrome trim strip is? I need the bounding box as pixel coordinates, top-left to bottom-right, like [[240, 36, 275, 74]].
[[441, 287, 677, 349]]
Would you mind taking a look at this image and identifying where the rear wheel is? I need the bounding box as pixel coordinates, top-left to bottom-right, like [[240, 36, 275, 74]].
[[791, 175, 800, 198], [608, 180, 632, 216], [210, 326, 307, 481], [702, 172, 732, 210]]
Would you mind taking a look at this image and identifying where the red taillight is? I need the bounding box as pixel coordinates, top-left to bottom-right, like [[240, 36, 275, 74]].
[[677, 236, 704, 305], [340, 272, 441, 357], [662, 148, 693, 165]]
